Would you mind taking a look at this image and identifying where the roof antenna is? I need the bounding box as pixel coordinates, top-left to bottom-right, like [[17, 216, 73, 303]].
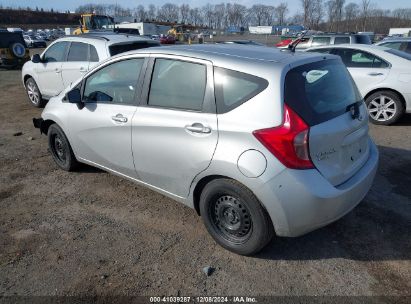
[[289, 29, 308, 53]]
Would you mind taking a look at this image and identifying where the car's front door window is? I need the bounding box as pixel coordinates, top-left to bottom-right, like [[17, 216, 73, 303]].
[[83, 58, 144, 105], [43, 41, 69, 62]]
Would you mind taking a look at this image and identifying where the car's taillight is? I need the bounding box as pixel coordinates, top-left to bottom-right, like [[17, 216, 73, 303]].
[[253, 105, 314, 169]]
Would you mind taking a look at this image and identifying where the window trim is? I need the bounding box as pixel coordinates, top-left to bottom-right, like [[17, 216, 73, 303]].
[[79, 56, 149, 106], [140, 55, 216, 114]]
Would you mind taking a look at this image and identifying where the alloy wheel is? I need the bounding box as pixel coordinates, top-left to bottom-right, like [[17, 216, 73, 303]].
[[367, 95, 397, 122], [26, 81, 40, 105]]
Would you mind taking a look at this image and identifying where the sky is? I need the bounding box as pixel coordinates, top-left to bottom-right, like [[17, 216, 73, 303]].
[[0, 0, 410, 14]]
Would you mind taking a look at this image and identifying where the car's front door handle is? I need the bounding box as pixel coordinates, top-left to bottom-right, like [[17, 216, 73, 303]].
[[368, 72, 384, 76], [111, 114, 128, 123], [55, 68, 61, 73], [80, 67, 87, 72], [185, 123, 211, 134]]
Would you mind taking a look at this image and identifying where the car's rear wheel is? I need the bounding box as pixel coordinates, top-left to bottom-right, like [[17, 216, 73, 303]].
[[200, 179, 274, 255], [365, 90, 404, 125], [48, 124, 79, 171], [25, 77, 46, 108]]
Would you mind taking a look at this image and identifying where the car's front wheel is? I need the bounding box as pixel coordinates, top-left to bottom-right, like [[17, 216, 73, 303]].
[[365, 90, 404, 125], [200, 179, 274, 256], [48, 124, 79, 171], [25, 77, 46, 108]]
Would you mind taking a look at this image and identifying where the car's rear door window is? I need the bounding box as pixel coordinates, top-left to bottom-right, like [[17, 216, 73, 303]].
[[285, 59, 362, 126], [67, 42, 88, 61], [334, 48, 389, 68], [148, 59, 206, 111], [214, 67, 268, 113], [312, 37, 331, 47], [334, 36, 350, 44], [89, 45, 99, 62]]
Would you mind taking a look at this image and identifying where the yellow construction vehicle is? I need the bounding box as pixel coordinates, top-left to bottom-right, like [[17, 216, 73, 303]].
[[167, 25, 190, 42], [73, 13, 115, 35]]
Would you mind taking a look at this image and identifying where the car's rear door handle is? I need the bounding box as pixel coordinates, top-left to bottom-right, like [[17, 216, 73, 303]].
[[368, 72, 384, 76], [112, 114, 128, 123], [80, 67, 87, 72], [185, 123, 211, 134]]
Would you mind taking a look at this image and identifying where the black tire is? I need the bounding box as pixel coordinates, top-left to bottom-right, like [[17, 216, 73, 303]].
[[48, 124, 79, 171], [365, 90, 404, 125], [25, 77, 46, 108], [199, 179, 274, 256]]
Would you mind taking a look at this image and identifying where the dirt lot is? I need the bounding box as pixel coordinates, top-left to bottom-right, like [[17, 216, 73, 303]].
[[0, 64, 410, 300]]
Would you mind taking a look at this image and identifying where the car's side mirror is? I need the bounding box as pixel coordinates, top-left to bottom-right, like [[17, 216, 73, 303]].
[[31, 54, 41, 63]]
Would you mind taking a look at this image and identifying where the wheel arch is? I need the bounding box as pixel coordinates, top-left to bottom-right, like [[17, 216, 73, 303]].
[[23, 74, 33, 84], [364, 87, 406, 110], [192, 174, 272, 219], [39, 119, 57, 135]]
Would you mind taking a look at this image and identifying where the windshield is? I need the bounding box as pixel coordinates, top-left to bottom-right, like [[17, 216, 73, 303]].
[[385, 49, 411, 61], [91, 16, 115, 29], [285, 59, 362, 126]]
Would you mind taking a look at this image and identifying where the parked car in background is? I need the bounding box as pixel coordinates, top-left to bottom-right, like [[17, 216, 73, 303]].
[[375, 38, 411, 55], [279, 33, 372, 50], [33, 45, 378, 255], [22, 33, 160, 107], [160, 35, 176, 44], [23, 35, 47, 48], [0, 31, 30, 69], [306, 44, 411, 125]]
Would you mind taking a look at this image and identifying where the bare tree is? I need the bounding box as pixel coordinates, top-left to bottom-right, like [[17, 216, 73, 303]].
[[180, 4, 190, 24], [345, 2, 359, 31], [275, 3, 288, 25], [147, 4, 156, 21], [135, 5, 146, 22], [361, 0, 371, 31], [158, 3, 179, 22]]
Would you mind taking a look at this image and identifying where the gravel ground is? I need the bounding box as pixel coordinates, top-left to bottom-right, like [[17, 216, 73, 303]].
[[0, 64, 410, 300]]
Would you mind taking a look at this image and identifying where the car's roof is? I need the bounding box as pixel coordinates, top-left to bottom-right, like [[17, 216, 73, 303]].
[[376, 38, 411, 44], [60, 33, 154, 45], [133, 44, 329, 63], [306, 43, 411, 65], [307, 43, 391, 52], [104, 44, 336, 78]]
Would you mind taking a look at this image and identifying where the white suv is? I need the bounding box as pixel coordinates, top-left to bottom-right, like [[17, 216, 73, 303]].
[[22, 33, 160, 107]]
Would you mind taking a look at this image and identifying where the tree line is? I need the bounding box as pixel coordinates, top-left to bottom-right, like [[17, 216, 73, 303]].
[[74, 1, 411, 32], [1, 1, 411, 33]]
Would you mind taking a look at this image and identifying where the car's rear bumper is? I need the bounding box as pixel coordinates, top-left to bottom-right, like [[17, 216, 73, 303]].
[[258, 139, 379, 237]]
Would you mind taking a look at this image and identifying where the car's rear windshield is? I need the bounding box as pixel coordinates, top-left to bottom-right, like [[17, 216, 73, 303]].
[[0, 32, 25, 48], [285, 59, 362, 126], [385, 49, 411, 61], [109, 41, 160, 56], [354, 35, 372, 44]]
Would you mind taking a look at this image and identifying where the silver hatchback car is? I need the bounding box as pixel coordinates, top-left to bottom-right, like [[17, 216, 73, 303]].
[[33, 45, 378, 255]]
